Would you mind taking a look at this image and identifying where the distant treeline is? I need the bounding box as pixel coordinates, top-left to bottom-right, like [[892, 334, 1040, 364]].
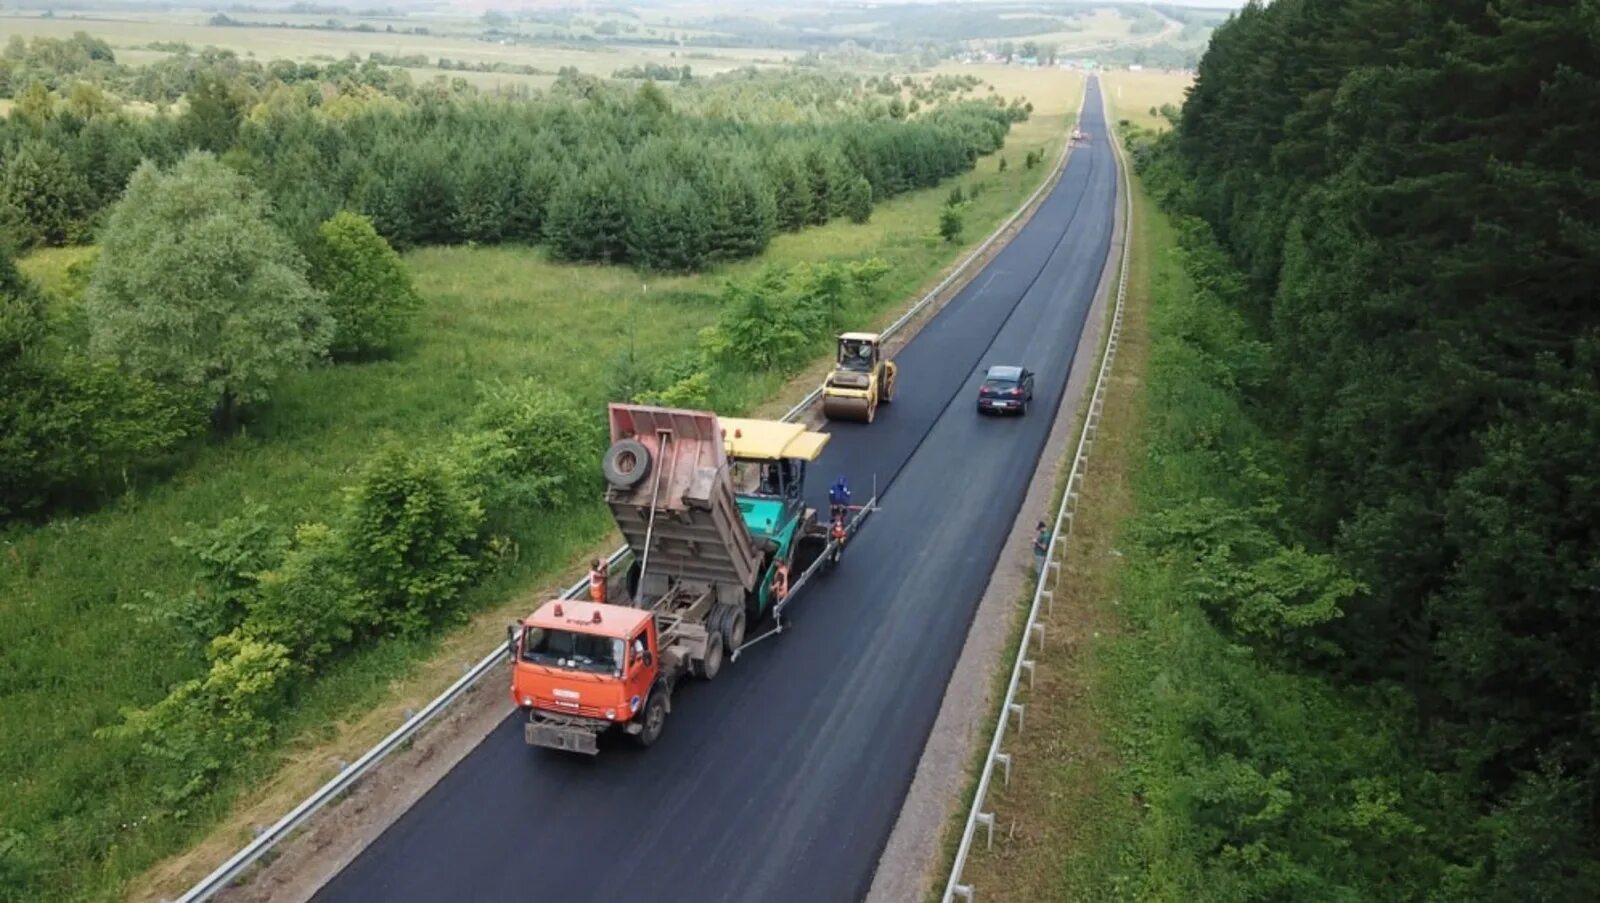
[[1, 62, 1023, 271], [207, 12, 432, 35]]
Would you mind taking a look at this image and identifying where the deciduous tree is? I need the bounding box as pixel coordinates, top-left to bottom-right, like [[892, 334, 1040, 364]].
[[85, 153, 330, 431]]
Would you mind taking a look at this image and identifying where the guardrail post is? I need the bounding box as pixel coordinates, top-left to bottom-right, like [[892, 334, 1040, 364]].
[[1030, 621, 1045, 652], [952, 883, 974, 901], [1008, 702, 1026, 733], [977, 811, 997, 850], [995, 751, 1013, 787], [1041, 589, 1054, 616], [1021, 658, 1036, 690]]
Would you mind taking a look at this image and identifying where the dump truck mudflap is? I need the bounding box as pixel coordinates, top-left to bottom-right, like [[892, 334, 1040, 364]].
[[526, 717, 602, 755]]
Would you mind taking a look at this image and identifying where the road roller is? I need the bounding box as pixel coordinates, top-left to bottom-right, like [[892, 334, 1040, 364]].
[[822, 332, 897, 423]]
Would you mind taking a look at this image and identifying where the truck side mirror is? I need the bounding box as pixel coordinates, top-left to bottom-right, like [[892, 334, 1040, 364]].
[[506, 624, 518, 661]]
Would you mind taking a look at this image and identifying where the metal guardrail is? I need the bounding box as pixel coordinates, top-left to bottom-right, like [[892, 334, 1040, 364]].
[[942, 79, 1135, 903], [173, 91, 1089, 903]]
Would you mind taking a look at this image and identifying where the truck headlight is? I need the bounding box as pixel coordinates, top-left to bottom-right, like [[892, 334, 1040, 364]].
[[522, 696, 533, 707], [605, 708, 617, 720]]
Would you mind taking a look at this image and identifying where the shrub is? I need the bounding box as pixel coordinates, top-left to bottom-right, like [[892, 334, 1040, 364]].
[[155, 502, 289, 646], [706, 270, 815, 372], [2, 256, 199, 520], [641, 370, 713, 409], [343, 445, 485, 634], [465, 380, 601, 513], [246, 522, 358, 662], [309, 210, 424, 359], [98, 631, 296, 812], [939, 205, 964, 242]]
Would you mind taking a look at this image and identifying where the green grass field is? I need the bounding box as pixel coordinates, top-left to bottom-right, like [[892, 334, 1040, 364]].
[[1102, 68, 1194, 131], [7, 68, 1084, 903]]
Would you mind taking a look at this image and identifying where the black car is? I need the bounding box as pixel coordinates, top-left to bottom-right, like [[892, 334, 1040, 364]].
[[976, 365, 1035, 415]]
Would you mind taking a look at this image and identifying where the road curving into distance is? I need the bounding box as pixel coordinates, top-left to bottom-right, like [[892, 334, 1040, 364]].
[[313, 76, 1120, 903]]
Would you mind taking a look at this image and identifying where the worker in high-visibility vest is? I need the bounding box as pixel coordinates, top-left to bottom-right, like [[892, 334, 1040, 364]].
[[829, 513, 847, 566], [771, 559, 790, 604], [588, 559, 607, 604]]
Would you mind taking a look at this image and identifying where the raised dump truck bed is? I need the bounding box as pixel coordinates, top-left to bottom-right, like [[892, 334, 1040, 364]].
[[603, 404, 763, 607]]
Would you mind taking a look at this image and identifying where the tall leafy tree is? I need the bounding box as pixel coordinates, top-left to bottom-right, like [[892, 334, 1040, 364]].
[[178, 70, 247, 154], [85, 152, 331, 430]]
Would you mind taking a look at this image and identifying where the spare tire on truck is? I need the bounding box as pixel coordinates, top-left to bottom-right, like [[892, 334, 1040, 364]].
[[602, 438, 651, 490]]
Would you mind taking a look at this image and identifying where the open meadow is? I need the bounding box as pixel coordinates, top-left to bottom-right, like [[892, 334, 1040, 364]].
[[0, 10, 786, 78], [1101, 67, 1194, 130]]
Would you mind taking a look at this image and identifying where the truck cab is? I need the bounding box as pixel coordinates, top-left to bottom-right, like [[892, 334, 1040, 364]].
[[509, 600, 668, 754]]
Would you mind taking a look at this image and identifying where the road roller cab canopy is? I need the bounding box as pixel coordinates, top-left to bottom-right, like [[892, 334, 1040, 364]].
[[837, 333, 881, 373]]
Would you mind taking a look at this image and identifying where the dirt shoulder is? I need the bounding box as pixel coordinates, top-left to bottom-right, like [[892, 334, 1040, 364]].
[[135, 101, 1087, 903], [864, 85, 1128, 903]]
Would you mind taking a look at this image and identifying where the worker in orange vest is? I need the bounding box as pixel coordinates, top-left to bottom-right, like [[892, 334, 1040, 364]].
[[771, 559, 790, 604], [588, 558, 607, 604], [829, 511, 847, 566]]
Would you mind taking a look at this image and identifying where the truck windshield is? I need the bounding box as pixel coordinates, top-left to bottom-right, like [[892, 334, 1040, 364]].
[[521, 626, 624, 676]]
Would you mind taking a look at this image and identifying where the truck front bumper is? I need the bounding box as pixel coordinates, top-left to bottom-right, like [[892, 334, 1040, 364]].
[[525, 716, 603, 755]]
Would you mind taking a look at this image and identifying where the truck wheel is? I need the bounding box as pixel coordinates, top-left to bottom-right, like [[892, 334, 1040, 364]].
[[602, 438, 651, 490], [633, 691, 668, 748], [694, 631, 724, 681], [708, 603, 746, 650]]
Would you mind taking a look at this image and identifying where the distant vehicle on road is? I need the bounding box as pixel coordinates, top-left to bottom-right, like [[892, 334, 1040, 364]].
[[976, 365, 1035, 416]]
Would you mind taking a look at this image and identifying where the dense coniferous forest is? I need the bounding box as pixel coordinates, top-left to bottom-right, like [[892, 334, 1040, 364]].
[[0, 52, 1022, 266], [1130, 0, 1600, 894]]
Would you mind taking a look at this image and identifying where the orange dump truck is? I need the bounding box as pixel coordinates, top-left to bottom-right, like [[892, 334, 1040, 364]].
[[507, 403, 871, 754]]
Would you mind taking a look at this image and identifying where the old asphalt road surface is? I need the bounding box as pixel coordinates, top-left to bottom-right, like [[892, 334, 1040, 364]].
[[314, 77, 1119, 903]]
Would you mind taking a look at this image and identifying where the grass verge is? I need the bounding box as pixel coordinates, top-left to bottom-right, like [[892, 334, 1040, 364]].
[[0, 71, 1084, 903]]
